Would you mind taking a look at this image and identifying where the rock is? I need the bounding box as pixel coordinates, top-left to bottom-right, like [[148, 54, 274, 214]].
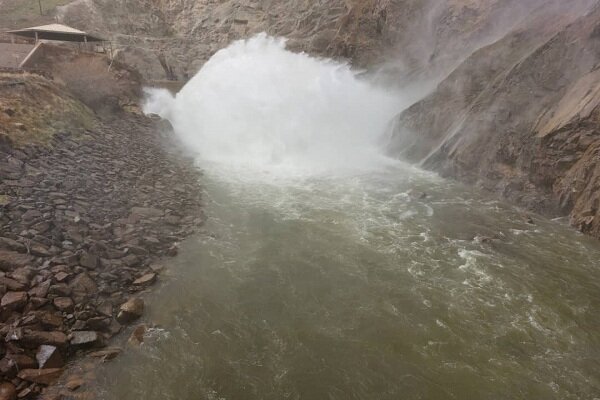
[[0, 238, 26, 253], [65, 376, 84, 391], [36, 345, 64, 369], [128, 324, 146, 346], [69, 273, 97, 297], [54, 272, 70, 283], [132, 273, 156, 287], [0, 252, 33, 272], [88, 347, 121, 361], [1, 292, 28, 310], [20, 330, 68, 348], [5, 354, 36, 370], [28, 280, 51, 298], [48, 284, 71, 297], [0, 278, 26, 292], [53, 297, 74, 313], [70, 331, 100, 347], [116, 298, 144, 324], [79, 252, 99, 270], [130, 207, 163, 219], [0, 382, 16, 400], [17, 368, 62, 385], [21, 210, 41, 221]]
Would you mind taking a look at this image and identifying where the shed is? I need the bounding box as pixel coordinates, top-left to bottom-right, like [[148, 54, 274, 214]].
[[6, 24, 105, 43]]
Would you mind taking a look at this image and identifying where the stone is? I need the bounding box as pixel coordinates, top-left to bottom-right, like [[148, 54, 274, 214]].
[[128, 324, 146, 346], [65, 376, 84, 391], [79, 252, 99, 270], [0, 278, 26, 292], [28, 280, 51, 298], [53, 297, 74, 313], [0, 382, 16, 400], [36, 345, 64, 369], [69, 273, 97, 296], [5, 354, 36, 370], [54, 272, 70, 282], [116, 298, 144, 324], [21, 210, 41, 221], [130, 207, 163, 219], [0, 252, 33, 272], [48, 284, 71, 297], [21, 330, 68, 348], [88, 347, 121, 361], [132, 273, 156, 287], [1, 292, 27, 310], [0, 238, 26, 253], [17, 368, 62, 385], [70, 331, 100, 347]]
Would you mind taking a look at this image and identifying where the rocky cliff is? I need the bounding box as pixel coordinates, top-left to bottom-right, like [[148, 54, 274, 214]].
[[48, 0, 600, 239]]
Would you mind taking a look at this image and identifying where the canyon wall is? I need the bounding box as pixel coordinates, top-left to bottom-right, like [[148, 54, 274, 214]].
[[52, 0, 600, 238]]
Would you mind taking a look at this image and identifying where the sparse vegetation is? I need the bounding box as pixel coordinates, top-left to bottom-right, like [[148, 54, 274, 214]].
[[0, 72, 96, 146], [0, 0, 73, 29]]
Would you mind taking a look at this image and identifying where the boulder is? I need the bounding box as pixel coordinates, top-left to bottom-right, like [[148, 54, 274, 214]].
[[0, 292, 27, 310], [17, 368, 62, 385], [116, 298, 144, 324], [53, 297, 74, 313], [0, 278, 26, 292], [79, 252, 99, 270], [20, 330, 68, 348], [70, 331, 100, 347], [88, 347, 121, 361], [0, 251, 33, 272], [130, 207, 163, 219], [0, 382, 16, 400], [0, 238, 26, 253], [133, 273, 156, 287], [36, 345, 64, 369]]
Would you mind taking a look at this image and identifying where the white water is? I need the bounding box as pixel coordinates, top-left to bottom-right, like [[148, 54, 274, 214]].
[[144, 34, 406, 177]]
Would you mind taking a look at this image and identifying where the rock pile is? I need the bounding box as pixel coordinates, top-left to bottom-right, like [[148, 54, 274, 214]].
[[0, 113, 203, 398]]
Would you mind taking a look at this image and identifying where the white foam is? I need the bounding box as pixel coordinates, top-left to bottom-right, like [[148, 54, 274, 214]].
[[144, 33, 406, 179]]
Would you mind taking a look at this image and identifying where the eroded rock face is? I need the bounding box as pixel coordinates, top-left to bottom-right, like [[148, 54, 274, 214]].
[[389, 2, 600, 238]]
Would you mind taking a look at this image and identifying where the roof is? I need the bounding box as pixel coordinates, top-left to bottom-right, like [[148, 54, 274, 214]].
[[6, 24, 105, 42]]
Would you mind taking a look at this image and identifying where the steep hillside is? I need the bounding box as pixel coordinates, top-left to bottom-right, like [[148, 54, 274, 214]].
[[55, 0, 564, 83], [389, 3, 600, 237]]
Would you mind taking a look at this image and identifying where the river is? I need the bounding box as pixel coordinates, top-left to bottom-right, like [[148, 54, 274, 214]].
[[90, 161, 600, 400]]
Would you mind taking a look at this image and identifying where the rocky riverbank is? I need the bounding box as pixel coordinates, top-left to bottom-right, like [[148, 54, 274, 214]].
[[0, 107, 204, 398]]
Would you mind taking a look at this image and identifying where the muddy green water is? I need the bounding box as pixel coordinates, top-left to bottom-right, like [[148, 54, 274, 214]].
[[93, 164, 600, 400]]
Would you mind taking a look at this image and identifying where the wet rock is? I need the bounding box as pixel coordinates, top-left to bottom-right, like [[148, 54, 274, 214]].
[[88, 347, 121, 361], [116, 298, 144, 324], [69, 331, 100, 347], [65, 376, 84, 391], [0, 278, 26, 292], [132, 273, 156, 287], [20, 330, 68, 348], [69, 274, 97, 298], [0, 238, 26, 254], [128, 324, 146, 346], [1, 292, 28, 311], [28, 281, 51, 298], [48, 284, 71, 297], [0, 252, 33, 272], [79, 253, 99, 270], [0, 382, 16, 400], [130, 207, 163, 219], [36, 346, 63, 369], [52, 297, 74, 313], [17, 368, 62, 385], [5, 355, 36, 370]]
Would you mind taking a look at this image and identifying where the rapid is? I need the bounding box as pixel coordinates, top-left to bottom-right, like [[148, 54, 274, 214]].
[[93, 35, 600, 399]]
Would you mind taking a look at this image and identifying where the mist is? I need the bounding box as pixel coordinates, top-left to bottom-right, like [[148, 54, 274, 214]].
[[144, 34, 406, 178]]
